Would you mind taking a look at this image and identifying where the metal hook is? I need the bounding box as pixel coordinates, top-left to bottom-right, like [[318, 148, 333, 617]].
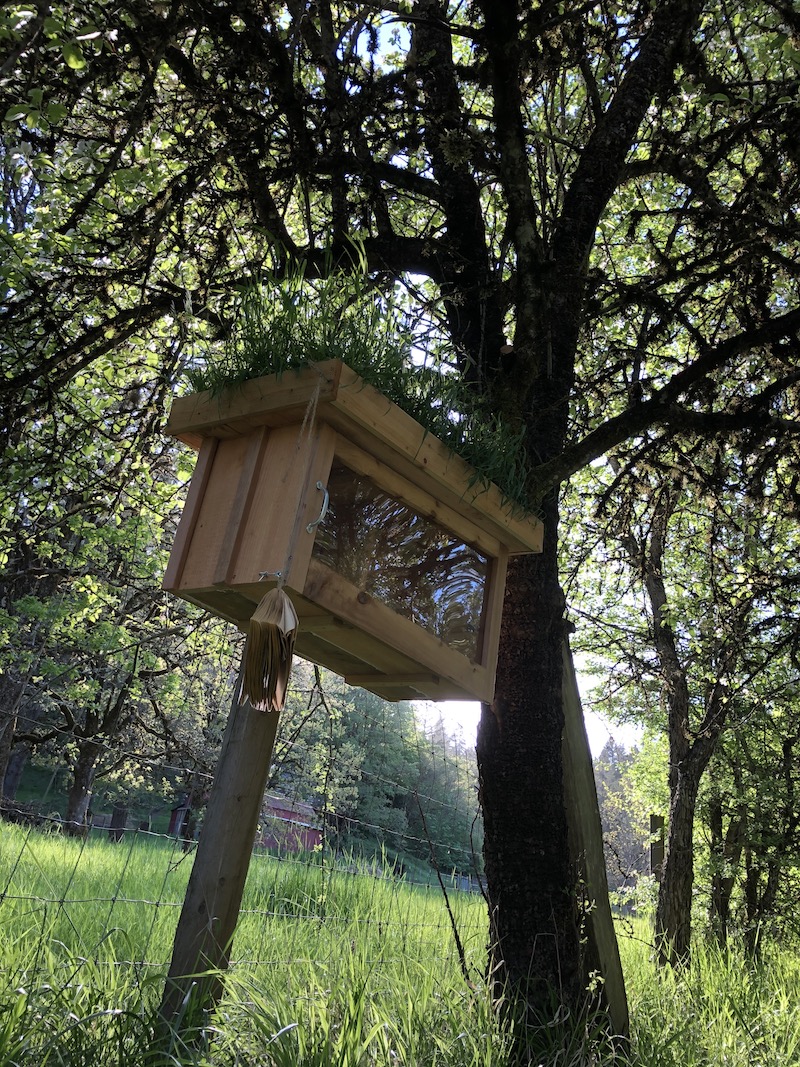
[[259, 570, 282, 581], [306, 481, 330, 534]]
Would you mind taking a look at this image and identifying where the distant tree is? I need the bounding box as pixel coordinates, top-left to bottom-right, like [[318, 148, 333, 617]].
[[593, 739, 649, 894], [569, 451, 800, 963], [269, 669, 479, 875], [0, 355, 238, 827], [703, 684, 800, 951], [403, 714, 481, 877]]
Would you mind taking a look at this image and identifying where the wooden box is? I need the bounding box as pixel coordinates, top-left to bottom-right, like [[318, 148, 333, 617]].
[[164, 360, 543, 702]]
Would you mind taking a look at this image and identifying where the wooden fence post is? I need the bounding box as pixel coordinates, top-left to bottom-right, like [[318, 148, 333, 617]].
[[160, 664, 281, 1025]]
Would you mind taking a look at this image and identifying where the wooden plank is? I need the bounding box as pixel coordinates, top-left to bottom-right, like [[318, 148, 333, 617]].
[[302, 558, 493, 701], [163, 437, 218, 591], [170, 581, 481, 700], [166, 362, 343, 444], [298, 613, 354, 634], [212, 427, 271, 587], [478, 549, 508, 678], [303, 601, 431, 677], [294, 581, 483, 699], [561, 641, 629, 1038], [165, 360, 543, 555], [209, 586, 425, 682], [294, 632, 371, 678], [168, 586, 258, 626], [176, 435, 254, 591], [327, 364, 543, 554], [344, 673, 440, 687], [161, 666, 281, 1024], [349, 682, 431, 701], [228, 423, 336, 590]]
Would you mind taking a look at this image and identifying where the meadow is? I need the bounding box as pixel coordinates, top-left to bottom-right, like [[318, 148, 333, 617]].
[[1, 824, 799, 1066]]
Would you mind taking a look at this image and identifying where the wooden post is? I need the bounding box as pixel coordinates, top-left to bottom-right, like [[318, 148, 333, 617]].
[[561, 642, 629, 1038], [160, 665, 281, 1025]]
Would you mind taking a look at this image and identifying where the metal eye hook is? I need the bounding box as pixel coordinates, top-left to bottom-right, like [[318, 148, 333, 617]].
[[306, 481, 330, 534]]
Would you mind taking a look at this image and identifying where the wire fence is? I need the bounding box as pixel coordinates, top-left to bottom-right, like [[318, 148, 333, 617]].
[[0, 682, 488, 993]]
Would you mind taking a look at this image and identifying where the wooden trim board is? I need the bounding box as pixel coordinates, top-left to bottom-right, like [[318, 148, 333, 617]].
[[302, 558, 493, 701]]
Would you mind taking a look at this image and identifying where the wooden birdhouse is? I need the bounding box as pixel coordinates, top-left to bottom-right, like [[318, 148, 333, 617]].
[[163, 360, 543, 702]]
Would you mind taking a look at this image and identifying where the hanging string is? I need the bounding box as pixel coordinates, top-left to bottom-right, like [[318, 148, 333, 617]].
[[277, 375, 323, 590]]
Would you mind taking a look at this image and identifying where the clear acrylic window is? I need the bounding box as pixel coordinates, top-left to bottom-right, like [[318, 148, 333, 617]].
[[312, 461, 489, 662]]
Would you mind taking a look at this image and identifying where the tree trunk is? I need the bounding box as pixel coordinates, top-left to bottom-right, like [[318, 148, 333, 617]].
[[743, 851, 780, 956], [64, 742, 100, 836], [0, 713, 16, 799], [655, 764, 700, 966], [3, 704, 43, 802], [3, 742, 29, 801], [109, 803, 128, 842], [0, 672, 25, 794], [708, 800, 745, 946], [477, 503, 582, 1016]]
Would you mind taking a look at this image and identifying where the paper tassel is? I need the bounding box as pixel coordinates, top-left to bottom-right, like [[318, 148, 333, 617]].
[[241, 588, 299, 712]]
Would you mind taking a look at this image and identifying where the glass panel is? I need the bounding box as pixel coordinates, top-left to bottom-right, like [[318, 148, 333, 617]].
[[311, 461, 489, 662]]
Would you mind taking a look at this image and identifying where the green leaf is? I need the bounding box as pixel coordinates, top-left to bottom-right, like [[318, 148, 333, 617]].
[[46, 101, 67, 123], [62, 40, 86, 70], [42, 15, 63, 37], [4, 103, 29, 122]]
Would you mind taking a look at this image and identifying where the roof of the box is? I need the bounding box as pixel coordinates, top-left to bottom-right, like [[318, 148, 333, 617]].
[[166, 360, 543, 555]]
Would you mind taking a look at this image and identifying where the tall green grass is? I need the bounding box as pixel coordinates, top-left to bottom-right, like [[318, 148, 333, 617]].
[[1, 824, 799, 1065], [619, 923, 800, 1066], [185, 264, 536, 514]]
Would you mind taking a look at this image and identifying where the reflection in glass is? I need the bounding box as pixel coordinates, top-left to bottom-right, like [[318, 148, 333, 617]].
[[311, 462, 489, 661]]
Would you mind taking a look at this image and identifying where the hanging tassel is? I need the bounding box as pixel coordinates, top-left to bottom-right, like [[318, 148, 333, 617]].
[[241, 587, 299, 712]]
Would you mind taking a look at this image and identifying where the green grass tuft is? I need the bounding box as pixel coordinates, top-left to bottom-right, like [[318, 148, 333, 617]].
[[185, 262, 536, 514], [619, 920, 800, 1067]]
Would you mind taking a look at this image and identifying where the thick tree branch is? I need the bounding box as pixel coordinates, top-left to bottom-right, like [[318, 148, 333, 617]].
[[530, 305, 800, 492], [553, 0, 703, 274], [478, 0, 544, 368], [412, 0, 507, 378]]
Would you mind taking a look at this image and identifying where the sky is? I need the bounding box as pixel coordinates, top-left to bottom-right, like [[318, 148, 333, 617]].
[[421, 686, 642, 758]]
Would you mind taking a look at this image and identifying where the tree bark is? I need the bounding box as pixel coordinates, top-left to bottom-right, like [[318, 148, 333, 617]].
[[623, 484, 726, 964], [64, 742, 100, 835], [743, 851, 780, 956], [708, 800, 745, 946], [477, 502, 582, 1015], [654, 762, 701, 966], [0, 713, 16, 799], [0, 672, 25, 794], [3, 742, 29, 801]]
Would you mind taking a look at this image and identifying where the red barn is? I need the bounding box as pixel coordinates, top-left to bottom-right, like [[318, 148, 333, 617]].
[[258, 795, 321, 853]]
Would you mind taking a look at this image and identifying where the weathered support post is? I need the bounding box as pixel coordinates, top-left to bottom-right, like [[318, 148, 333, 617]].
[[561, 642, 629, 1038], [160, 665, 280, 1025]]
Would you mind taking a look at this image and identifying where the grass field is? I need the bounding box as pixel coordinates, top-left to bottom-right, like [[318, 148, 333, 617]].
[[1, 824, 799, 1065]]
